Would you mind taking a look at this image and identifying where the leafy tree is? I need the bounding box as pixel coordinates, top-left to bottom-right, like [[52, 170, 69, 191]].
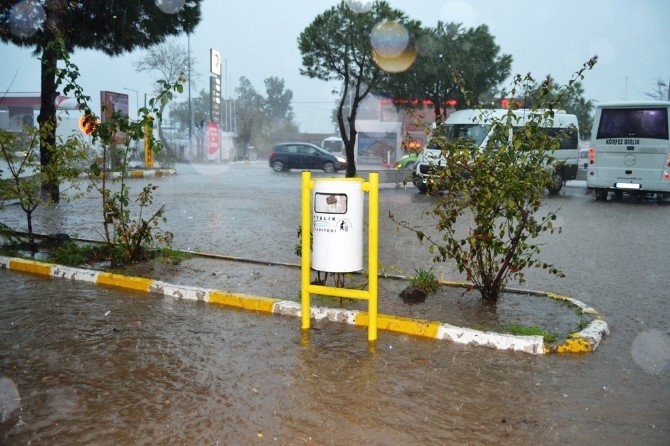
[[378, 22, 512, 120], [390, 59, 597, 303], [169, 89, 209, 132], [235, 76, 266, 157], [299, 0, 419, 177], [0, 0, 202, 202], [234, 76, 299, 157], [0, 124, 87, 250], [520, 76, 594, 139], [645, 76, 670, 101], [55, 36, 179, 264], [135, 38, 198, 155]]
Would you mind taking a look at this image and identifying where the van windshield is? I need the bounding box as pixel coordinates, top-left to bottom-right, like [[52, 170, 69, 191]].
[[596, 108, 669, 140], [427, 124, 489, 150]]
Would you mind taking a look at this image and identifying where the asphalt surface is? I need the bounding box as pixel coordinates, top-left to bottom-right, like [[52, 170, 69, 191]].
[[1, 161, 669, 444]]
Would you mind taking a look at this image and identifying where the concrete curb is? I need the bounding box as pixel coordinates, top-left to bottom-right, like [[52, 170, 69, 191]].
[[0, 256, 608, 355], [88, 168, 177, 180]]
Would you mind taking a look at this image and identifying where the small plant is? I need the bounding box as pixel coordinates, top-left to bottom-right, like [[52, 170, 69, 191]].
[[577, 317, 590, 331], [505, 324, 558, 343], [48, 242, 96, 266], [409, 267, 440, 294], [158, 247, 191, 265]]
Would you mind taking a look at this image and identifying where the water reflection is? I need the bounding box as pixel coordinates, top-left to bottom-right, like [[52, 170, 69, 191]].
[[1, 272, 668, 444]]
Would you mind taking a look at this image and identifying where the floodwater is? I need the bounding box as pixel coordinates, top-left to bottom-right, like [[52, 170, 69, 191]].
[[1, 271, 668, 445], [1, 163, 669, 444]]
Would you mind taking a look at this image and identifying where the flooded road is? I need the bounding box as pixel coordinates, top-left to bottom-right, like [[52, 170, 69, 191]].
[[1, 162, 669, 444], [1, 270, 668, 445]]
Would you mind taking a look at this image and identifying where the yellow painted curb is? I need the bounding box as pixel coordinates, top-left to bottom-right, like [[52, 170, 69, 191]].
[[552, 335, 594, 354], [96, 272, 154, 293], [9, 258, 53, 276], [128, 170, 144, 178], [209, 290, 277, 313], [355, 312, 441, 339]]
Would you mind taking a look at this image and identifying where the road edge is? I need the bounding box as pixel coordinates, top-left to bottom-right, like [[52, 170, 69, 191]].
[[0, 256, 608, 355]]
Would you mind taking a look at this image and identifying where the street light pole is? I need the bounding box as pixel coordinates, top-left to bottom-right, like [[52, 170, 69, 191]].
[[187, 32, 194, 159]]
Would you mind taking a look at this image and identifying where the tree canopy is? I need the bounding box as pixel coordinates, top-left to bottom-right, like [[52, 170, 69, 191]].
[[0, 0, 202, 201], [299, 0, 419, 177], [520, 76, 594, 139], [235, 76, 299, 156], [378, 22, 512, 119]]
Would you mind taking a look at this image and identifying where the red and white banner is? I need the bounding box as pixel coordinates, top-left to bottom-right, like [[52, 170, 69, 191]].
[[207, 122, 220, 160]]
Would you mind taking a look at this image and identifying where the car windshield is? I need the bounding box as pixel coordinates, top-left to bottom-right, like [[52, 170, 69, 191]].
[[427, 124, 490, 150]]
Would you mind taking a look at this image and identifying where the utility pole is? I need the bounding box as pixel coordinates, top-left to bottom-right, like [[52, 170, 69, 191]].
[[187, 32, 194, 159]]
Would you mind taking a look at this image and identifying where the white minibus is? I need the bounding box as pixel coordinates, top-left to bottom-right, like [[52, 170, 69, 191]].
[[413, 108, 579, 194], [586, 101, 670, 200]]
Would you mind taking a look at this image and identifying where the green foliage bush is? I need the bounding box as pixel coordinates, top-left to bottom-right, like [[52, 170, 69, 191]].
[[409, 268, 440, 294]]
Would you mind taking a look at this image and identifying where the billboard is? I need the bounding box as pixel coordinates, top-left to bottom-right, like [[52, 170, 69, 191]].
[[100, 91, 129, 144], [210, 48, 221, 76]]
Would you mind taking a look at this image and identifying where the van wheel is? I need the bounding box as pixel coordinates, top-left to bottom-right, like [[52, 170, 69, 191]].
[[594, 189, 608, 201], [323, 162, 335, 173], [417, 181, 428, 194], [272, 160, 285, 172], [548, 171, 563, 195]]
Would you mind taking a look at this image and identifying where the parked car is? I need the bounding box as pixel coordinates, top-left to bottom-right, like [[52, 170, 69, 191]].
[[269, 143, 347, 173]]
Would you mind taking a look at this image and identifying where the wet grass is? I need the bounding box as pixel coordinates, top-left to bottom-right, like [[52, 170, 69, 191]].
[[409, 268, 440, 294]]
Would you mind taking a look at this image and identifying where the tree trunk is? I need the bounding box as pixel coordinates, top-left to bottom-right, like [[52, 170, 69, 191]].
[[157, 101, 173, 157], [37, 43, 60, 202]]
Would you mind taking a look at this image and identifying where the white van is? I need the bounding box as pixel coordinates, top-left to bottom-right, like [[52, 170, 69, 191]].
[[586, 101, 670, 200], [412, 108, 579, 194]]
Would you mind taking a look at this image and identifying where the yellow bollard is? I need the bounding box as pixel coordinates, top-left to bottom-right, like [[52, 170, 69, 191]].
[[367, 172, 379, 342], [301, 171, 313, 330]]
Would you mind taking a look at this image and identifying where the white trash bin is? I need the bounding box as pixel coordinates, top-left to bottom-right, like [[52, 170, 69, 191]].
[[312, 178, 364, 273]]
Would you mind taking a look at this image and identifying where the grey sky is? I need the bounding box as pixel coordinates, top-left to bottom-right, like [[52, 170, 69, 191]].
[[1, 0, 669, 134]]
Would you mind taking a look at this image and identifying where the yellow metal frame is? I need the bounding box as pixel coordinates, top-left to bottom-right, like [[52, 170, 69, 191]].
[[301, 171, 379, 341]]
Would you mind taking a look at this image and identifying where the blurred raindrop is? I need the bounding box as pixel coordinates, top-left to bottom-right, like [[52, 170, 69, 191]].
[[155, 0, 185, 15], [477, 91, 495, 106], [631, 330, 670, 376], [8, 0, 45, 38], [371, 21, 409, 58], [345, 0, 373, 13], [439, 1, 478, 27], [359, 94, 399, 122], [0, 377, 21, 422], [588, 38, 615, 65], [416, 33, 439, 57], [373, 46, 417, 74]]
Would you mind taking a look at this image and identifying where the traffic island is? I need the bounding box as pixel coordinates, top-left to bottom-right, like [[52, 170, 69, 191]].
[[89, 168, 177, 179], [0, 255, 609, 355]]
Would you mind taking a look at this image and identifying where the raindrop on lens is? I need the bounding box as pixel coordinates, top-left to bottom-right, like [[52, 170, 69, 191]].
[[416, 34, 438, 57], [0, 377, 21, 422], [631, 330, 670, 376], [155, 0, 185, 14], [371, 22, 409, 58], [373, 46, 417, 74], [8, 0, 45, 38], [346, 0, 373, 13]]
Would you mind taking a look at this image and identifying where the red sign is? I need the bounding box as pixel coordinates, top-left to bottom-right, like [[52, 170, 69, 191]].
[[207, 122, 220, 159], [100, 91, 129, 144]]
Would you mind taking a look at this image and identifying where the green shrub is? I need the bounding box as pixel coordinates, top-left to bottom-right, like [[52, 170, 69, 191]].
[[48, 242, 95, 266], [409, 268, 440, 294]]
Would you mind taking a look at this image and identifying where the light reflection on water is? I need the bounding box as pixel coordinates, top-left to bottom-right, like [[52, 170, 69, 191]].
[[0, 271, 668, 445]]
